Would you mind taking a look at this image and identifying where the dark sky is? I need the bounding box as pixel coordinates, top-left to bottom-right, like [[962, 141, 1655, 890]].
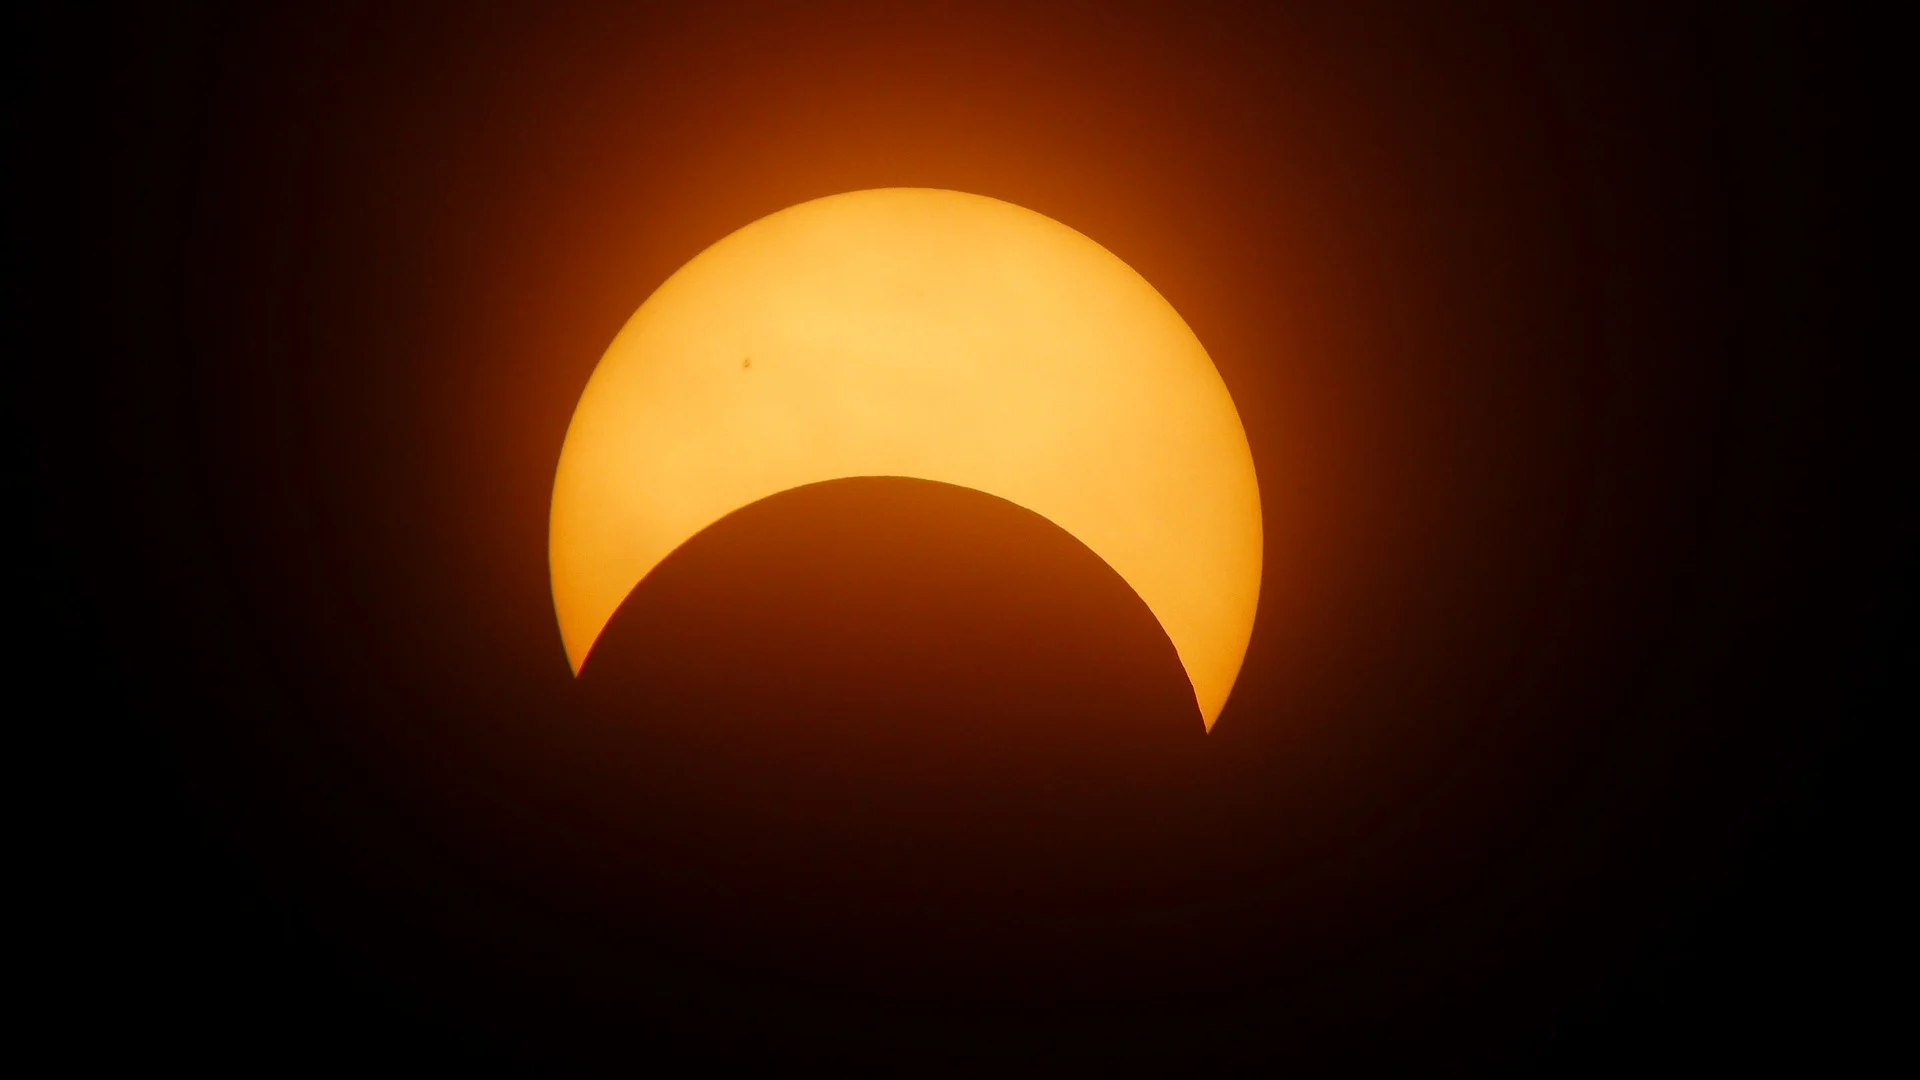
[[18, 1, 1895, 1070]]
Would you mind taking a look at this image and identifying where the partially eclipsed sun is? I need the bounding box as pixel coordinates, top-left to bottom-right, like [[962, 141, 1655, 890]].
[[550, 188, 1261, 729]]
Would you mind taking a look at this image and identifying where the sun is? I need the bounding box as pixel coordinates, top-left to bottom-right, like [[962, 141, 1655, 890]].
[[551, 188, 1261, 728]]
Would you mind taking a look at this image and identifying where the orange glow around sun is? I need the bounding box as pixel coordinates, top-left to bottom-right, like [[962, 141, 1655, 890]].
[[550, 188, 1261, 728]]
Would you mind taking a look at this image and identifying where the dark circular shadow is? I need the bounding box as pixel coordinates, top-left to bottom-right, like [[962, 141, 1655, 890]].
[[518, 476, 1224, 1046]]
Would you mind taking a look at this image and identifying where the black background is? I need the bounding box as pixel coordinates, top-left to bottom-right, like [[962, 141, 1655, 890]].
[[16, 1, 1897, 1070]]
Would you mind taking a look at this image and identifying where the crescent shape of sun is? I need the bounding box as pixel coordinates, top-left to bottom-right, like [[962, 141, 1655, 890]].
[[551, 188, 1261, 729]]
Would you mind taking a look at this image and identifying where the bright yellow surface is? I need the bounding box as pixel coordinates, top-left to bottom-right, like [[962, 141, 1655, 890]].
[[550, 189, 1261, 728]]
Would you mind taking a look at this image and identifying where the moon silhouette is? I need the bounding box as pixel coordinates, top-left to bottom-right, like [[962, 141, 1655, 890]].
[[550, 188, 1261, 727]]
